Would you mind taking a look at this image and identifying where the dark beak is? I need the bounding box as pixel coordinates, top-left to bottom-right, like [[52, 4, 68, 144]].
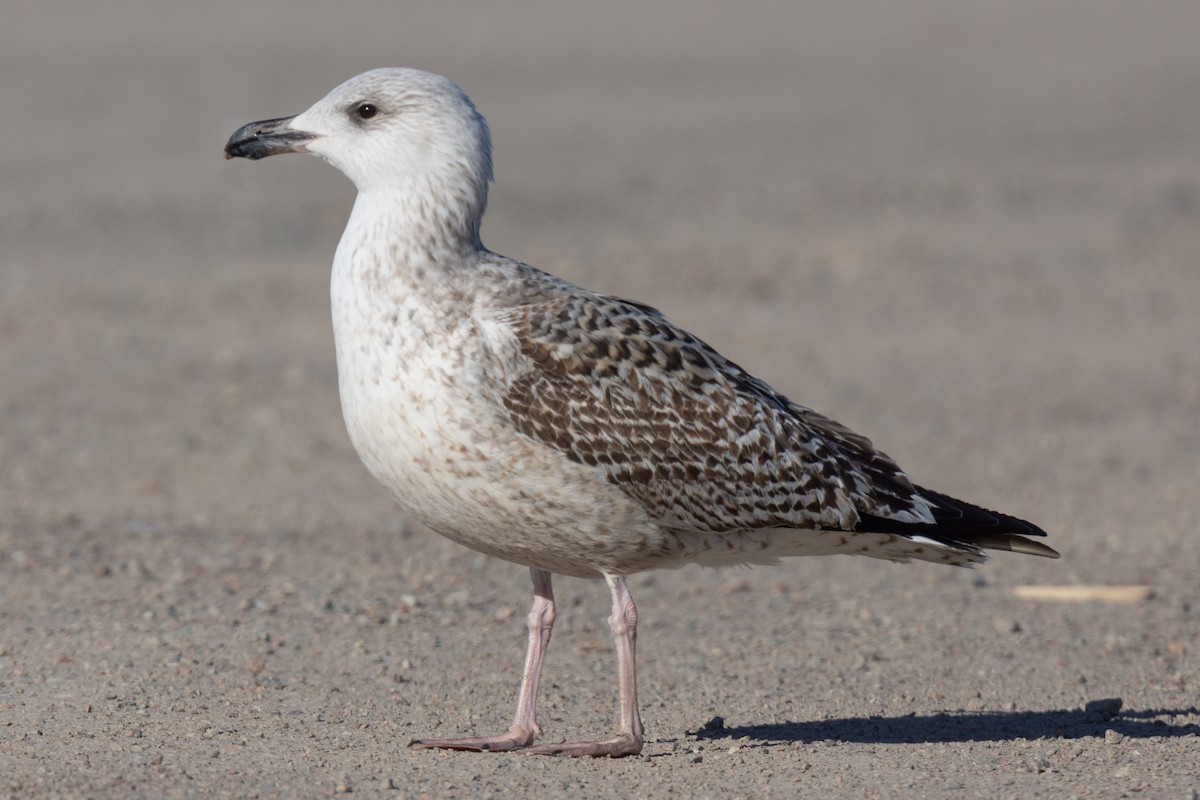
[[224, 115, 316, 160]]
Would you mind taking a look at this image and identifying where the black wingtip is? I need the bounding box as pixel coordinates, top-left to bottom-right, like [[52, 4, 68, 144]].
[[856, 485, 1058, 559]]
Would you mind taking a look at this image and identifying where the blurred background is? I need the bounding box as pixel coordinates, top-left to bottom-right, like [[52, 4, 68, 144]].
[[1, 1, 1198, 793], [2, 0, 1196, 561]]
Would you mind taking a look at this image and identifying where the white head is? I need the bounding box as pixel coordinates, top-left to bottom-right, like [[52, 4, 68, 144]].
[[226, 68, 493, 248]]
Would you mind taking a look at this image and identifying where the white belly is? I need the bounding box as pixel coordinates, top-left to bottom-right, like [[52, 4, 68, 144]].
[[331, 275, 662, 578]]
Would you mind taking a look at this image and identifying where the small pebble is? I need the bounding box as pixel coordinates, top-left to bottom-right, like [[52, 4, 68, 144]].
[[1104, 729, 1123, 744]]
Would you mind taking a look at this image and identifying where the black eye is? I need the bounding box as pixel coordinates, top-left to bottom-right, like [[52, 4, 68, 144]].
[[356, 103, 377, 119]]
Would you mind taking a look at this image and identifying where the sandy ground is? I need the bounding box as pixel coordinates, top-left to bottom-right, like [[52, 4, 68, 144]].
[[2, 1, 1198, 797]]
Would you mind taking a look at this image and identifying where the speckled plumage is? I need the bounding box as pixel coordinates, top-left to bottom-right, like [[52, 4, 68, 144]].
[[226, 67, 1057, 757]]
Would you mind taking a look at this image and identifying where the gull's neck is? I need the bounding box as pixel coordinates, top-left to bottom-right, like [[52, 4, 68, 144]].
[[344, 175, 487, 265]]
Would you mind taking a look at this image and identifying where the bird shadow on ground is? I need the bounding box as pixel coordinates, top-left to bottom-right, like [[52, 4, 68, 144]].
[[692, 706, 1200, 746]]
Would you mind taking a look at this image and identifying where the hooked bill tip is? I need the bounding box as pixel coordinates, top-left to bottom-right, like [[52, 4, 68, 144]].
[[224, 115, 313, 160]]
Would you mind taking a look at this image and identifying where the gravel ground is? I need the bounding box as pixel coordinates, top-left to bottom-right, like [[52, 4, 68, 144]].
[[2, 1, 1198, 797]]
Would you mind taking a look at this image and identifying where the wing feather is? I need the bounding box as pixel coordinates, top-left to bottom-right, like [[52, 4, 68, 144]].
[[492, 292, 928, 534]]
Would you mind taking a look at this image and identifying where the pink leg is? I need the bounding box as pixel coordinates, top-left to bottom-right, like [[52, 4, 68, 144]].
[[410, 567, 556, 752], [524, 574, 644, 757]]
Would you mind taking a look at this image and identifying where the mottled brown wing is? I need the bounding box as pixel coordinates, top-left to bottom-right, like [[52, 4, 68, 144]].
[[494, 294, 928, 534]]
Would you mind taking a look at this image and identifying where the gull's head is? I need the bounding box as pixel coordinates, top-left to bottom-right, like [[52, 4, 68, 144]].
[[226, 68, 493, 240]]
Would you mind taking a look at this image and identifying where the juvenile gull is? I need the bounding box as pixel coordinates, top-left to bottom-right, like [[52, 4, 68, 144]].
[[225, 68, 1058, 757]]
